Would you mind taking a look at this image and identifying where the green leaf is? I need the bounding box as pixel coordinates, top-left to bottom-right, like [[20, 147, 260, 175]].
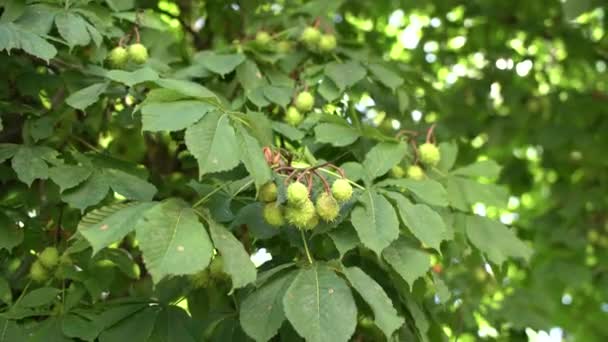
[[324, 61, 367, 90], [318, 77, 341, 102], [368, 64, 404, 90], [208, 219, 257, 290], [107, 68, 159, 87], [78, 202, 156, 254], [236, 60, 265, 91], [283, 265, 357, 342], [141, 100, 216, 132], [378, 178, 449, 207], [95, 249, 141, 279], [19, 287, 60, 308], [397, 89, 409, 113], [0, 22, 57, 61], [464, 215, 532, 265], [362, 142, 407, 181], [385, 192, 451, 251], [431, 273, 451, 304], [48, 164, 92, 192], [244, 111, 273, 146], [235, 124, 272, 191], [105, 168, 157, 201], [382, 237, 431, 288], [451, 160, 502, 178], [198, 51, 245, 76], [155, 78, 218, 101], [0, 143, 18, 162], [351, 190, 400, 255], [148, 306, 196, 342], [437, 142, 458, 172], [263, 85, 292, 108], [55, 11, 90, 48], [61, 172, 110, 211], [0, 317, 26, 341], [328, 224, 360, 258], [343, 267, 404, 338], [0, 212, 22, 252], [314, 123, 360, 147], [272, 121, 305, 140], [65, 82, 108, 111], [0, 277, 11, 304], [447, 176, 509, 210], [11, 145, 57, 186], [185, 111, 241, 178], [240, 271, 297, 342], [99, 307, 158, 342], [136, 199, 213, 283], [61, 314, 98, 341]]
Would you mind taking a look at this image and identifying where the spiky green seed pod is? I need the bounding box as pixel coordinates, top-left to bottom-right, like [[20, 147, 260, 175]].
[[390, 165, 405, 178], [419, 143, 440, 167], [287, 181, 309, 207], [259, 182, 278, 202], [331, 179, 353, 202], [315, 192, 340, 222], [285, 199, 315, 229], [263, 202, 285, 227], [128, 43, 148, 64], [107, 46, 128, 68], [301, 26, 321, 45], [407, 165, 425, 180], [284, 106, 304, 126], [255, 31, 272, 46], [39, 247, 59, 269], [294, 91, 314, 112], [277, 41, 292, 53], [302, 212, 319, 230], [29, 260, 49, 283], [318, 34, 337, 52]]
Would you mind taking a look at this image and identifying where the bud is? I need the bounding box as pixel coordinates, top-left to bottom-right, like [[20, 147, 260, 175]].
[[284, 106, 304, 126], [300, 26, 321, 45]]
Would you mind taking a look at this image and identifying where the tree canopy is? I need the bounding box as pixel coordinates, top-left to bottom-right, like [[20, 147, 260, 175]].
[[0, 0, 606, 341]]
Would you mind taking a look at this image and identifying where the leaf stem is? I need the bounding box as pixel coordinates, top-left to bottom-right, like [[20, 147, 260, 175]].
[[300, 229, 313, 265]]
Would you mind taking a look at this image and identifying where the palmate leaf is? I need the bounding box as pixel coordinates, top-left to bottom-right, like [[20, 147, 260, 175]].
[[385, 192, 452, 252], [283, 264, 357, 342], [141, 100, 216, 132], [207, 218, 257, 290], [0, 22, 57, 61], [464, 215, 533, 265], [240, 271, 297, 342], [362, 142, 407, 181], [382, 237, 431, 288], [343, 267, 404, 338], [350, 190, 399, 255], [77, 202, 156, 254], [185, 111, 241, 178], [136, 199, 213, 283]]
